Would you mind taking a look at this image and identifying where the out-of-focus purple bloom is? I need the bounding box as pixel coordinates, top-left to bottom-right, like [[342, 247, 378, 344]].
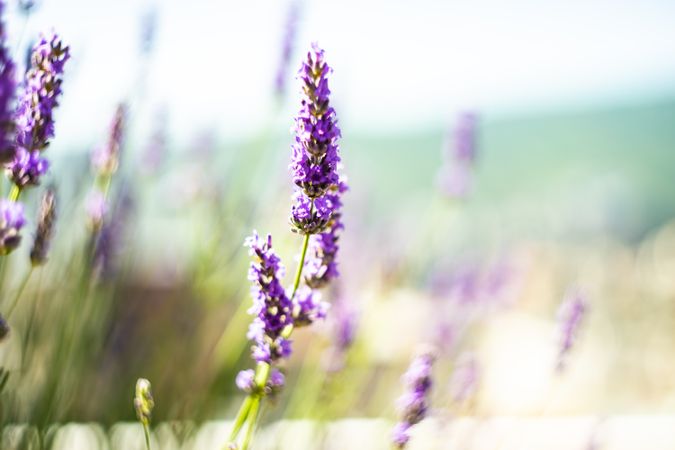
[[304, 179, 347, 288], [30, 187, 56, 266], [244, 231, 294, 363], [236, 369, 256, 393], [92, 183, 134, 281], [291, 285, 328, 327], [14, 32, 69, 153], [393, 350, 435, 449], [92, 104, 126, 176], [274, 1, 300, 98], [0, 0, 16, 164], [556, 288, 587, 371], [437, 113, 478, 199], [323, 291, 358, 373], [0, 199, 25, 254], [289, 43, 342, 234], [8, 32, 69, 187], [6, 147, 49, 187], [86, 190, 106, 230], [141, 108, 168, 175], [450, 352, 480, 404], [236, 367, 286, 395]]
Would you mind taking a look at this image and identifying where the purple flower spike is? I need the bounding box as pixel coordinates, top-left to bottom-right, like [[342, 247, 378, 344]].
[[92, 104, 126, 176], [8, 31, 69, 187], [274, 1, 300, 97], [393, 350, 435, 449], [0, 1, 16, 164], [556, 288, 587, 371], [0, 199, 25, 254], [289, 43, 342, 234], [244, 231, 294, 363], [14, 32, 70, 153]]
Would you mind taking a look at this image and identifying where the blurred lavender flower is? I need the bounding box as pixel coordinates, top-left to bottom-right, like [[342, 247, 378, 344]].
[[92, 104, 126, 177], [291, 285, 328, 327], [244, 231, 294, 363], [141, 108, 167, 175], [29, 187, 56, 266], [393, 350, 435, 449], [92, 184, 134, 281], [323, 290, 358, 373], [0, 0, 16, 164], [290, 43, 342, 234], [450, 352, 480, 405], [235, 368, 286, 395], [556, 288, 587, 371], [304, 179, 347, 288], [274, 1, 300, 98], [85, 190, 106, 231], [0, 199, 25, 254], [8, 32, 69, 187], [437, 113, 478, 198]]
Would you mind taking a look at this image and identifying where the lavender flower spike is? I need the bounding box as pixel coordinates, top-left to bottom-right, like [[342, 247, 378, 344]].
[[392, 349, 435, 449], [0, 0, 16, 164], [92, 104, 126, 177], [8, 32, 70, 188], [244, 231, 294, 363], [556, 288, 587, 371], [0, 200, 25, 255], [290, 43, 342, 234], [274, 0, 299, 97], [30, 187, 56, 266], [437, 113, 478, 199]]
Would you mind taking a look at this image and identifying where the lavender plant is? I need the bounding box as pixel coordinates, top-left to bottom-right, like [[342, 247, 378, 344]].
[[226, 43, 346, 450], [437, 113, 478, 199], [0, 0, 16, 164], [556, 288, 587, 371], [392, 349, 436, 449]]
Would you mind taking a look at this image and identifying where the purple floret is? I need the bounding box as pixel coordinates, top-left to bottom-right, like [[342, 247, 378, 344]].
[[0, 199, 25, 254]]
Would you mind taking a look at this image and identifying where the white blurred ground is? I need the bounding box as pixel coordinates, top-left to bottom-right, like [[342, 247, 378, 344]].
[[4, 416, 675, 449]]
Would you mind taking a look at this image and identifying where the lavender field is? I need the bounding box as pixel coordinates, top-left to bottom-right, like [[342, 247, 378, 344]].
[[1, 1, 675, 449]]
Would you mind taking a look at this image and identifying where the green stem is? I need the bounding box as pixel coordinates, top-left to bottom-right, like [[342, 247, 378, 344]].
[[227, 395, 253, 444], [226, 225, 314, 446], [240, 397, 261, 450], [8, 184, 21, 202], [6, 267, 33, 318], [142, 423, 151, 450]]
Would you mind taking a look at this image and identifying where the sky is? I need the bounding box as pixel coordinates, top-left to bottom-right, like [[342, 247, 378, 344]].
[[6, 0, 675, 150]]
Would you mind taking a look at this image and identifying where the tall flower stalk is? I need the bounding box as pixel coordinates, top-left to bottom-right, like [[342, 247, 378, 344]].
[[226, 43, 345, 450]]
